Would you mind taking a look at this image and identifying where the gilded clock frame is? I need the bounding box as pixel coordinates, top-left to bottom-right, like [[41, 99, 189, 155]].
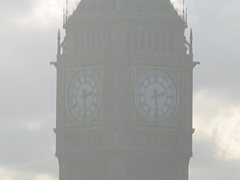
[[133, 66, 180, 126], [64, 66, 103, 127]]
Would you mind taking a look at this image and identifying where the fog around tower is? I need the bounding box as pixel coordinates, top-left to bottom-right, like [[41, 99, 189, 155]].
[[0, 0, 240, 180]]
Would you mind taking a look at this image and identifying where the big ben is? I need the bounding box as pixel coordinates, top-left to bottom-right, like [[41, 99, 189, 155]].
[[52, 0, 198, 180]]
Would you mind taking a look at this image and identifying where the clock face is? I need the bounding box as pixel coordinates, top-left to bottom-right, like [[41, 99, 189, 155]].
[[135, 69, 177, 122], [67, 69, 100, 123]]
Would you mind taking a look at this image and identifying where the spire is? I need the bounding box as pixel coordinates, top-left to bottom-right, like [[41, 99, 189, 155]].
[[57, 29, 61, 56]]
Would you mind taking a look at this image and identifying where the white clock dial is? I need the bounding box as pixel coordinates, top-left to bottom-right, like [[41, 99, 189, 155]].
[[67, 69, 100, 122], [135, 69, 177, 122]]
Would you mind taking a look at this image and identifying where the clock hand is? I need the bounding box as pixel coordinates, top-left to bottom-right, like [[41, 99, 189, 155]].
[[81, 89, 93, 122], [151, 89, 165, 122]]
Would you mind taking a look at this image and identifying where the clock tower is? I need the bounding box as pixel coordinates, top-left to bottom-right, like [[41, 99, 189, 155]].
[[52, 0, 198, 180]]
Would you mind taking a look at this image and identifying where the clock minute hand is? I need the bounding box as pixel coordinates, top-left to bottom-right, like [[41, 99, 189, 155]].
[[152, 89, 165, 121], [81, 89, 92, 122]]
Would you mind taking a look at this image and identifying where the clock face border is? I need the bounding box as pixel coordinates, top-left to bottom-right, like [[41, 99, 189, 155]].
[[65, 67, 102, 125], [134, 66, 180, 125]]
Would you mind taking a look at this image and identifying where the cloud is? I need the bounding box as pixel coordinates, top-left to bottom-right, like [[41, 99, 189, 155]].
[[0, 0, 64, 30], [193, 89, 240, 160], [189, 0, 240, 104], [0, 30, 57, 121], [0, 1, 58, 178], [0, 0, 31, 15], [170, 0, 184, 10], [34, 174, 57, 180], [0, 113, 57, 169], [1, 0, 240, 180], [0, 167, 57, 180]]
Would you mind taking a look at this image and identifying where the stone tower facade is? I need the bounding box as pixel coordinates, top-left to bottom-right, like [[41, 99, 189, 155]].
[[52, 0, 198, 180]]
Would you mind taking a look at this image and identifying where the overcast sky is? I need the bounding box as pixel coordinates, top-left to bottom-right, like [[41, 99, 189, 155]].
[[0, 0, 240, 180]]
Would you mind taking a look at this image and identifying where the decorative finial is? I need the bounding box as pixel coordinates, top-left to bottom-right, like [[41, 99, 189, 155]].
[[66, 0, 69, 22], [183, 0, 185, 14], [63, 8, 65, 25], [186, 8, 188, 25], [63, 0, 69, 24], [182, 0, 188, 27], [190, 28, 193, 55]]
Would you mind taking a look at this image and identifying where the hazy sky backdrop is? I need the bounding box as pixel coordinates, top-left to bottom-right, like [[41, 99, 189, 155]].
[[0, 0, 240, 179]]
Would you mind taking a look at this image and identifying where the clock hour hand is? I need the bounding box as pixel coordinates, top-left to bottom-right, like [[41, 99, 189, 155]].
[[151, 89, 165, 100], [81, 89, 92, 99]]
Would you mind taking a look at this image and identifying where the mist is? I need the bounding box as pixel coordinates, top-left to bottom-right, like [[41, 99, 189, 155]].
[[0, 0, 240, 180]]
